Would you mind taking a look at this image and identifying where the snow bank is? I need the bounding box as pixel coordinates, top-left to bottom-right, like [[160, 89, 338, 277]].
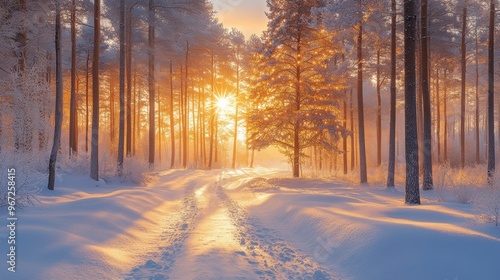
[[0, 169, 200, 280], [230, 177, 500, 280]]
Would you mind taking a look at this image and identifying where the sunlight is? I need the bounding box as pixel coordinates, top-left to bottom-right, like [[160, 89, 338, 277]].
[[216, 95, 231, 114]]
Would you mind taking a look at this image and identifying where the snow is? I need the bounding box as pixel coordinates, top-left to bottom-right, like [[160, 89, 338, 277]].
[[1, 167, 499, 279]]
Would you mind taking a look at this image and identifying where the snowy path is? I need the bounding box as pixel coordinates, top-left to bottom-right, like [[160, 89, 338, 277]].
[[126, 170, 333, 280], [2, 168, 499, 280]]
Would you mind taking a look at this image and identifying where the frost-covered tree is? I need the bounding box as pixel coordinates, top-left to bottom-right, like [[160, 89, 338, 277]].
[[248, 0, 345, 177], [318, 0, 385, 183]]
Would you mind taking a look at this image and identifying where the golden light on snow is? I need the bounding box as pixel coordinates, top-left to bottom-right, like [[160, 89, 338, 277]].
[[192, 210, 237, 251]]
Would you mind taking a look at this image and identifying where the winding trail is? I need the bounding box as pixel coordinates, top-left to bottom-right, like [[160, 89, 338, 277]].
[[126, 169, 334, 280]]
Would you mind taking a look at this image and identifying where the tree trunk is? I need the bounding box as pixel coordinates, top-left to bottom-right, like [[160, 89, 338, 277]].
[[109, 76, 115, 144], [444, 68, 450, 164], [157, 86, 162, 162], [48, 0, 63, 191], [460, 6, 467, 169], [436, 67, 441, 163], [148, 0, 155, 168], [387, 0, 397, 188], [86, 52, 90, 153], [232, 62, 240, 169], [183, 42, 189, 168], [357, 18, 367, 183], [350, 88, 355, 171], [475, 21, 480, 164], [343, 96, 348, 175], [208, 53, 215, 169], [404, 0, 420, 204], [293, 42, 302, 178], [133, 67, 138, 156], [90, 0, 100, 181], [421, 0, 433, 190], [69, 0, 77, 157], [169, 61, 175, 168], [17, 0, 26, 73], [376, 47, 382, 167], [117, 0, 125, 176], [126, 6, 132, 157], [487, 0, 495, 181]]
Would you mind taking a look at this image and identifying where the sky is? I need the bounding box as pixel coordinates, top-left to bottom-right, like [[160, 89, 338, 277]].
[[209, 0, 268, 39]]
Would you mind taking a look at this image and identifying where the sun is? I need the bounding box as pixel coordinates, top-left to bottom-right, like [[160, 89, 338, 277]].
[[216, 96, 231, 114]]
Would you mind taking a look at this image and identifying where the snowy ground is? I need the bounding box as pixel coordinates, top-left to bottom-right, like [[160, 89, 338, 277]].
[[1, 167, 499, 280]]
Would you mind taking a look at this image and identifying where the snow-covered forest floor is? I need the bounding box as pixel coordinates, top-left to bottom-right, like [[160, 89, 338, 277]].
[[1, 167, 500, 280]]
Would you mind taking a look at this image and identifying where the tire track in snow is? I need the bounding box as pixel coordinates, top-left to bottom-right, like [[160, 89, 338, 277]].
[[215, 181, 334, 280], [126, 178, 201, 280]]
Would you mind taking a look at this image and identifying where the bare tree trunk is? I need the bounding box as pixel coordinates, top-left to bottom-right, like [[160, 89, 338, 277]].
[[148, 0, 155, 168], [387, 0, 397, 188], [179, 66, 184, 166], [444, 67, 448, 163], [250, 149, 255, 168], [157, 86, 162, 163], [215, 116, 219, 164], [208, 53, 215, 170], [232, 62, 240, 169], [86, 52, 90, 153], [404, 0, 420, 204], [90, 0, 100, 181], [376, 47, 382, 167], [48, 0, 63, 191], [117, 0, 125, 176], [126, 6, 132, 157], [169, 61, 175, 168], [436, 67, 441, 163], [487, 0, 495, 181], [460, 5, 467, 169], [17, 0, 26, 73], [475, 21, 480, 164], [357, 18, 367, 184], [350, 88, 355, 171], [292, 41, 302, 178], [421, 0, 433, 189], [183, 42, 189, 168], [69, 0, 77, 157], [343, 96, 348, 175], [133, 67, 138, 156], [109, 76, 115, 145], [201, 86, 207, 165]]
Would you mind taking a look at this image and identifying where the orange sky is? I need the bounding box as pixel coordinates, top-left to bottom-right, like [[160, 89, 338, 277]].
[[210, 0, 268, 39]]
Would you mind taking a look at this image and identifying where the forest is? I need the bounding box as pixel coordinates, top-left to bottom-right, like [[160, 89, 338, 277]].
[[1, 0, 500, 198], [0, 0, 500, 203]]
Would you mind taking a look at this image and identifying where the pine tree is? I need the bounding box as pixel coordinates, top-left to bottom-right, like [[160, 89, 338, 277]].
[[248, 0, 344, 177]]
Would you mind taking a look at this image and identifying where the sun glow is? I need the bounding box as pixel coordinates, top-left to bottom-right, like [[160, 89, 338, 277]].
[[216, 96, 231, 113]]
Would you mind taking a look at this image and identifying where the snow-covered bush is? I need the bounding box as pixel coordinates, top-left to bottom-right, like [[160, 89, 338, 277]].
[[61, 148, 152, 186], [473, 176, 500, 226], [432, 164, 484, 204], [433, 163, 451, 201], [0, 151, 45, 207]]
